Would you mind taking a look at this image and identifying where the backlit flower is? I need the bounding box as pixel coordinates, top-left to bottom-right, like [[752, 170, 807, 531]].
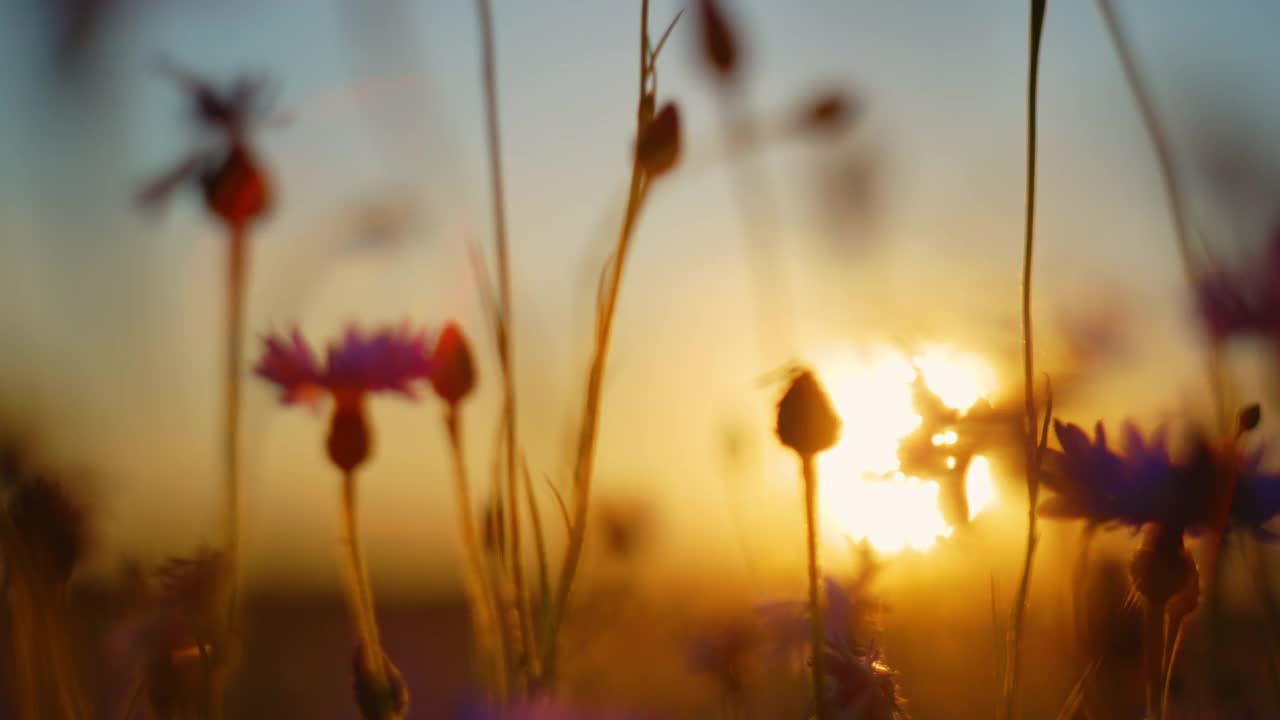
[[255, 325, 432, 472], [776, 369, 842, 457], [1194, 228, 1280, 340]]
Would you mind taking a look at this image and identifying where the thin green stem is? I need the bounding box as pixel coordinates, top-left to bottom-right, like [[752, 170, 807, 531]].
[[223, 221, 246, 624], [474, 0, 532, 681], [802, 454, 827, 720], [1004, 3, 1046, 718]]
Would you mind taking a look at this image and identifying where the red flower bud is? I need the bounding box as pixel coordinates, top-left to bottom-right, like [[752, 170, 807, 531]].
[[635, 102, 681, 177], [429, 323, 475, 407], [202, 142, 271, 229], [698, 0, 739, 79]]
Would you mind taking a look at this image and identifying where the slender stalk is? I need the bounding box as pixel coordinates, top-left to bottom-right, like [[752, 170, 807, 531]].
[[121, 676, 145, 720], [1142, 602, 1165, 719], [802, 454, 827, 720], [473, 0, 534, 678], [1160, 613, 1186, 719], [544, 0, 655, 682], [224, 222, 246, 617], [1092, 0, 1227, 430], [340, 470, 386, 683], [1004, 3, 1047, 718], [444, 408, 508, 697]]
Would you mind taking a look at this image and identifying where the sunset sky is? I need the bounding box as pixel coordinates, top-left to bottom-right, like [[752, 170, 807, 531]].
[[3, 1, 1280, 597]]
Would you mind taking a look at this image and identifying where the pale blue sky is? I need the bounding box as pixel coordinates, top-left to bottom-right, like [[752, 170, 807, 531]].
[[2, 1, 1280, 592]]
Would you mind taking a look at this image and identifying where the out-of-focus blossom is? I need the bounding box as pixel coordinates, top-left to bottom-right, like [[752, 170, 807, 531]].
[[4, 474, 89, 585], [139, 64, 276, 229], [695, 0, 739, 79], [1039, 420, 1280, 539], [256, 325, 432, 407], [1194, 229, 1280, 340], [255, 324, 432, 472], [429, 323, 476, 408], [686, 616, 761, 697]]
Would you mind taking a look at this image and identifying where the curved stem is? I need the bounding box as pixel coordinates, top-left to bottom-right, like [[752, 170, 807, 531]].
[[1143, 602, 1166, 720], [445, 408, 508, 697], [1005, 3, 1047, 718], [544, 0, 655, 683], [340, 470, 386, 682], [474, 0, 535, 680], [1160, 613, 1186, 719], [802, 454, 827, 720]]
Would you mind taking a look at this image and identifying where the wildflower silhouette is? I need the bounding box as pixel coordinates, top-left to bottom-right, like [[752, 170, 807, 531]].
[[1, 471, 90, 720], [139, 63, 277, 678], [1039, 407, 1280, 717], [776, 368, 842, 720], [256, 325, 431, 720], [426, 323, 508, 694], [1196, 228, 1280, 341]]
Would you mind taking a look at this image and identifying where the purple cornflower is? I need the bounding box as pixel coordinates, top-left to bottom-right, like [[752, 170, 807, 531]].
[[1040, 420, 1280, 539], [758, 578, 907, 719], [255, 325, 432, 472], [1194, 228, 1280, 340]]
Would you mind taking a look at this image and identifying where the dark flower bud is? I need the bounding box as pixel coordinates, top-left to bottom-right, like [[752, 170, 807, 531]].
[[7, 477, 88, 585], [802, 92, 858, 134], [635, 102, 681, 177], [430, 323, 475, 407], [1239, 403, 1262, 433], [328, 397, 371, 474], [353, 644, 410, 720], [202, 142, 272, 229], [697, 0, 739, 79], [776, 370, 842, 457]]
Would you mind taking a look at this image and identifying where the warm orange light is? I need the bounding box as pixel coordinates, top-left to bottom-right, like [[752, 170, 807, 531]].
[[815, 346, 999, 553]]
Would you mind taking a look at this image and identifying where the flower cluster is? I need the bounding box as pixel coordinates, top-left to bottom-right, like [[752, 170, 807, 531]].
[[1039, 420, 1280, 539]]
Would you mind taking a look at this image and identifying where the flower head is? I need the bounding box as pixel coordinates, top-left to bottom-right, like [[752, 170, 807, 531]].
[[5, 474, 89, 585], [1040, 420, 1280, 538], [256, 325, 432, 407], [256, 324, 432, 472], [429, 323, 476, 407], [776, 369, 842, 457], [1194, 228, 1280, 340], [139, 63, 275, 228]]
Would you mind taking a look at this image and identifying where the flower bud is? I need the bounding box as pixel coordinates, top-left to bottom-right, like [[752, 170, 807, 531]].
[[353, 644, 410, 720], [328, 397, 371, 474], [636, 102, 681, 177], [430, 323, 475, 407], [776, 370, 841, 457], [202, 142, 272, 229], [697, 0, 739, 79], [802, 92, 858, 134], [1239, 403, 1262, 434]]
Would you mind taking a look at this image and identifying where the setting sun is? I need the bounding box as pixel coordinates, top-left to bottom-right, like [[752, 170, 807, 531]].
[[815, 346, 999, 553]]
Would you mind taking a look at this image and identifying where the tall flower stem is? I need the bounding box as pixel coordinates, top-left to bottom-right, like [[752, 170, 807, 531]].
[[473, 0, 535, 680], [340, 470, 387, 689], [543, 0, 656, 684], [223, 222, 247, 629], [801, 454, 827, 720], [444, 408, 508, 697], [1004, 2, 1047, 718], [1092, 0, 1226, 431], [1142, 602, 1165, 719]]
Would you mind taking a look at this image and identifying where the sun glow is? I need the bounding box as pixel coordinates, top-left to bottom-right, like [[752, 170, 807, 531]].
[[814, 346, 999, 553]]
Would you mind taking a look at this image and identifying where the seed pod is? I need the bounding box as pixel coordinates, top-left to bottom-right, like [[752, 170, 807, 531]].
[[328, 397, 371, 474], [202, 142, 272, 229], [353, 644, 410, 720], [430, 323, 476, 407], [1239, 403, 1262, 433], [698, 0, 738, 79], [635, 102, 681, 177], [776, 370, 842, 457]]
